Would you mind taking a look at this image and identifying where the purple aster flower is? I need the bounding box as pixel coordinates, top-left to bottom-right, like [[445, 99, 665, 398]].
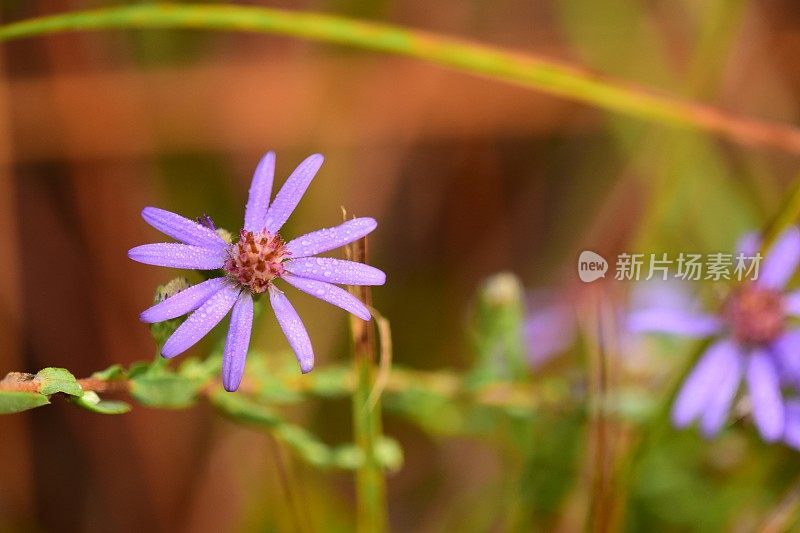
[[129, 152, 385, 391], [629, 227, 800, 442]]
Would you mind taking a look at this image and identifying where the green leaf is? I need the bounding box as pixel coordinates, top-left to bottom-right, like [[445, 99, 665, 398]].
[[211, 389, 282, 426], [330, 446, 365, 470], [91, 364, 126, 381], [127, 361, 152, 378], [212, 391, 338, 468], [0, 390, 49, 414], [305, 366, 352, 398], [35, 367, 82, 396], [71, 391, 131, 415], [130, 374, 204, 408], [179, 355, 221, 381], [374, 436, 404, 472]]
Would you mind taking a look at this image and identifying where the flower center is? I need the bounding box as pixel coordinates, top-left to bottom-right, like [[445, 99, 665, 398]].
[[223, 229, 289, 294], [724, 284, 785, 345]]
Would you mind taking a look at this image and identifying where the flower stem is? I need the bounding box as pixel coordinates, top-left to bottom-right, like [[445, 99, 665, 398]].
[[347, 233, 387, 532], [0, 372, 131, 394]]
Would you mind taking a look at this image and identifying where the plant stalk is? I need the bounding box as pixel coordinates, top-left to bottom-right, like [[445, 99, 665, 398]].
[[347, 233, 387, 532]]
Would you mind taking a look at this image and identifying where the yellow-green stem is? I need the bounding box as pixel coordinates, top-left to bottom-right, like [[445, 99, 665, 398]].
[[347, 234, 387, 532], [2, 4, 800, 153]]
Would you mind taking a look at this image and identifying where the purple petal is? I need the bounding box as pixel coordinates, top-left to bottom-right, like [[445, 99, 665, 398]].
[[524, 304, 575, 368], [785, 290, 800, 317], [784, 400, 800, 450], [282, 273, 371, 321], [286, 218, 377, 258], [746, 350, 785, 441], [770, 330, 800, 387], [141, 207, 227, 250], [222, 291, 254, 392], [284, 257, 385, 286], [140, 277, 230, 323], [737, 231, 760, 256], [128, 243, 227, 270], [672, 340, 738, 428], [264, 154, 324, 234], [269, 286, 314, 372], [243, 151, 275, 232], [759, 226, 800, 289], [628, 308, 722, 338], [161, 284, 240, 358], [630, 280, 697, 313], [699, 346, 742, 437]]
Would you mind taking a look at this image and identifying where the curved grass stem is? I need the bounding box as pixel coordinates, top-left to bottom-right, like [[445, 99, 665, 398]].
[[1, 4, 800, 153]]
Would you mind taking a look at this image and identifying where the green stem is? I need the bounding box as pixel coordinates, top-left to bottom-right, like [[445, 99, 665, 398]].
[[348, 236, 387, 532], [352, 348, 386, 531], [1, 3, 800, 153]]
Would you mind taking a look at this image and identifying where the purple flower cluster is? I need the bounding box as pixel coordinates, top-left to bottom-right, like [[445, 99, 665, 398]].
[[129, 152, 385, 391], [630, 227, 800, 444]]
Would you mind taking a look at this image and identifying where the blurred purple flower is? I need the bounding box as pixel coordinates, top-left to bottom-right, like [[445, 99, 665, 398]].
[[524, 290, 577, 368], [129, 152, 385, 391], [629, 227, 800, 442], [523, 281, 688, 369]]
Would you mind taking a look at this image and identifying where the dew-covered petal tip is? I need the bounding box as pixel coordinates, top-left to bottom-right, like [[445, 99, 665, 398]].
[[128, 243, 227, 270], [628, 308, 722, 338], [264, 154, 324, 234], [285, 257, 386, 286], [140, 277, 230, 323], [244, 151, 275, 232], [286, 218, 377, 258], [282, 273, 371, 321], [222, 291, 254, 392], [759, 226, 800, 289], [161, 284, 240, 358], [672, 340, 738, 428], [141, 207, 227, 250], [746, 350, 785, 441], [269, 285, 314, 373]]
